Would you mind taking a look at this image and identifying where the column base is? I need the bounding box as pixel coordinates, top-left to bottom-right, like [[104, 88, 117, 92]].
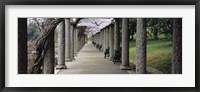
[[56, 65, 67, 69], [109, 57, 113, 61], [71, 57, 75, 60], [120, 65, 131, 70], [65, 58, 72, 62]]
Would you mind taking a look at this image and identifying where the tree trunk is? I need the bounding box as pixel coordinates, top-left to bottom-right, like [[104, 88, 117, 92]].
[[153, 19, 158, 40], [136, 18, 147, 74], [120, 18, 130, 70], [31, 18, 63, 74], [153, 25, 158, 40], [43, 30, 55, 74], [172, 18, 182, 74], [18, 18, 27, 74]]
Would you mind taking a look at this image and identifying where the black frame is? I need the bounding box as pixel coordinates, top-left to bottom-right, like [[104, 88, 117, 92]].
[[0, 0, 199, 92]]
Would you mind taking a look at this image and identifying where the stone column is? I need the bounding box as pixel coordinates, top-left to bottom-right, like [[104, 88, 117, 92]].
[[18, 18, 27, 74], [114, 18, 120, 51], [65, 19, 71, 62], [98, 32, 101, 45], [80, 35, 83, 49], [76, 29, 79, 54], [136, 18, 147, 74], [106, 27, 109, 50], [70, 25, 75, 60], [56, 21, 67, 69], [78, 35, 81, 51], [96, 33, 98, 45], [120, 18, 130, 70], [97, 33, 99, 45], [101, 30, 104, 52], [103, 29, 106, 52], [109, 25, 114, 60], [74, 29, 77, 56]]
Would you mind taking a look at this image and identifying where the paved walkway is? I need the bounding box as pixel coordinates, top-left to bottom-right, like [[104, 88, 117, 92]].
[[57, 41, 129, 74]]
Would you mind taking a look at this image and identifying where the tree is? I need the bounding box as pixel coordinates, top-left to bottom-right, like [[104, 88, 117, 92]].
[[129, 18, 136, 40], [136, 18, 147, 74], [172, 18, 182, 74], [31, 18, 64, 74], [146, 18, 173, 40]]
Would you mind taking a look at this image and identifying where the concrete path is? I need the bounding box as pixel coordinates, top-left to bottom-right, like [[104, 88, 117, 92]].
[[57, 41, 129, 74]]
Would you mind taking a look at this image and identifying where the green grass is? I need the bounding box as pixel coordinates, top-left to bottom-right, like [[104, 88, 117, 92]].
[[129, 38, 172, 74]]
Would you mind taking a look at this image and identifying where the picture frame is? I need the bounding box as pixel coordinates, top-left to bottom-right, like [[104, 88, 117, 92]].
[[0, 0, 199, 92]]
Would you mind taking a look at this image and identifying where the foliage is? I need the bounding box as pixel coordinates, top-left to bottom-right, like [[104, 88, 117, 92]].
[[129, 38, 172, 74]]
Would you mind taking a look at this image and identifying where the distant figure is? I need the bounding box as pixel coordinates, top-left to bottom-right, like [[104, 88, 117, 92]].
[[113, 48, 122, 64], [104, 47, 109, 59], [92, 41, 96, 46], [98, 45, 102, 51], [96, 44, 99, 49]]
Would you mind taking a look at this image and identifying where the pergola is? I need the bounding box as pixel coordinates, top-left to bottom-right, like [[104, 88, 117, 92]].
[[18, 18, 182, 74]]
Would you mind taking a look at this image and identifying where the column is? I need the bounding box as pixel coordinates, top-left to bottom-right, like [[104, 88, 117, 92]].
[[56, 21, 67, 69], [106, 27, 109, 50], [70, 25, 75, 60], [65, 19, 71, 62], [103, 29, 106, 52], [136, 18, 147, 73], [101, 30, 104, 52], [114, 18, 120, 51], [109, 25, 114, 60], [74, 28, 77, 56], [76, 28, 79, 54], [120, 18, 130, 70]]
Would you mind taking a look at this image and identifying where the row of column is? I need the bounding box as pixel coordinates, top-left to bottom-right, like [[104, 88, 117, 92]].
[[56, 19, 87, 69], [91, 18, 149, 73], [92, 19, 119, 62]]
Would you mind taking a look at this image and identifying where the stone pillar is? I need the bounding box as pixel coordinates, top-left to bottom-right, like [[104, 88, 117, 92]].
[[65, 19, 71, 62], [98, 33, 100, 45], [136, 18, 147, 74], [70, 25, 75, 60], [78, 35, 81, 51], [76, 29, 79, 54], [120, 18, 130, 70], [96, 33, 98, 45], [101, 30, 104, 52], [74, 29, 77, 56], [80, 35, 83, 49], [56, 21, 67, 69], [114, 18, 120, 51], [97, 32, 100, 45], [18, 18, 27, 74], [103, 29, 106, 52], [106, 27, 109, 50], [109, 25, 114, 60]]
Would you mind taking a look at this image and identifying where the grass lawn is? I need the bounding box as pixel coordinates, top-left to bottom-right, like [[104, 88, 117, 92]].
[[129, 38, 172, 74]]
